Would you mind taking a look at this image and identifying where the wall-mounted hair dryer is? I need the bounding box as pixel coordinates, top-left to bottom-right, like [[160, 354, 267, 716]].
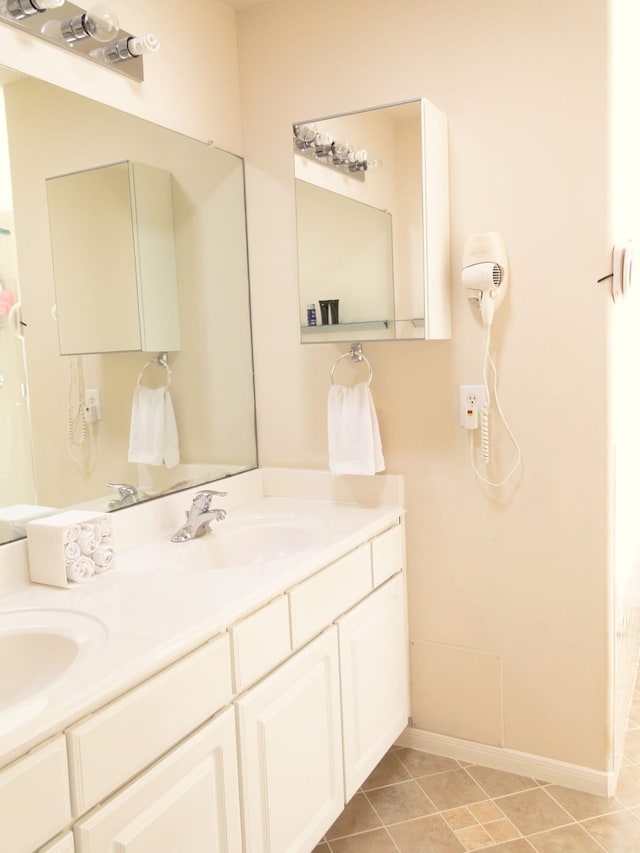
[[461, 231, 509, 327]]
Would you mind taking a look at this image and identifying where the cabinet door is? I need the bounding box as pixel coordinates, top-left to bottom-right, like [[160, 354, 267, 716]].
[[338, 573, 410, 800], [39, 831, 75, 852], [74, 708, 240, 853], [236, 627, 343, 853]]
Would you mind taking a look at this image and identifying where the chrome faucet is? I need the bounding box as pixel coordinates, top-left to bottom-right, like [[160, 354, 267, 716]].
[[171, 490, 227, 542], [106, 482, 139, 509]]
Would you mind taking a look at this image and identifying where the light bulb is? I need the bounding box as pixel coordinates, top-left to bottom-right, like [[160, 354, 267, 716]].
[[332, 140, 350, 165], [90, 32, 159, 63], [293, 124, 317, 148], [83, 4, 119, 42], [44, 4, 119, 44], [0, 0, 62, 18]]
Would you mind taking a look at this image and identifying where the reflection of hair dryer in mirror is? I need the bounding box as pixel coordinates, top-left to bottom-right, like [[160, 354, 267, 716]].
[[461, 232, 509, 327]]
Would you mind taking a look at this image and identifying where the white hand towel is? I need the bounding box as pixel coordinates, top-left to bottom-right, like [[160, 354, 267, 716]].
[[328, 381, 385, 476], [128, 385, 180, 468]]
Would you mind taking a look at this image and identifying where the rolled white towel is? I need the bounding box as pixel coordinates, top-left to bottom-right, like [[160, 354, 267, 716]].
[[92, 544, 115, 572], [64, 541, 81, 562], [64, 523, 82, 544], [66, 556, 95, 583], [96, 518, 111, 539], [77, 525, 98, 555]]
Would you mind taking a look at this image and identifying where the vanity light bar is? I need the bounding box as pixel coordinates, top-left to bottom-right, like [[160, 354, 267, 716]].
[[293, 124, 374, 181], [0, 1, 156, 82]]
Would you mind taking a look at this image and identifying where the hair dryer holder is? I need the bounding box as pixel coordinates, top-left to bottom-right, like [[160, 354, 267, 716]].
[[461, 232, 509, 326]]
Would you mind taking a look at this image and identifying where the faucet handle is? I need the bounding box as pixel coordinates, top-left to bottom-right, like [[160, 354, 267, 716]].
[[106, 483, 138, 499], [192, 489, 228, 511]]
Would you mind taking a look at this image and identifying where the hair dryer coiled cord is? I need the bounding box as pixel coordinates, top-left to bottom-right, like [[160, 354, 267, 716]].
[[470, 326, 522, 488]]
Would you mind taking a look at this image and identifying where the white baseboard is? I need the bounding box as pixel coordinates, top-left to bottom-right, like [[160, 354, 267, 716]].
[[396, 726, 614, 797]]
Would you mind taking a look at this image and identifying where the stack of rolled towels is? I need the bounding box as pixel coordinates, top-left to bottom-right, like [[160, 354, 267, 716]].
[[64, 518, 115, 583], [26, 509, 117, 588]]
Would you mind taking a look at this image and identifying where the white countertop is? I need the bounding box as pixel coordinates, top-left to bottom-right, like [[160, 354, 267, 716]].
[[0, 468, 404, 768]]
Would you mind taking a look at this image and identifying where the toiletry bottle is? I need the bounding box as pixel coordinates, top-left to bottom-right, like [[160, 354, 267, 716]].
[[307, 303, 317, 326]]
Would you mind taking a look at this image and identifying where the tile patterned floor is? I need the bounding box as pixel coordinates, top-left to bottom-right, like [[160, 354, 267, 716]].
[[312, 677, 640, 852]]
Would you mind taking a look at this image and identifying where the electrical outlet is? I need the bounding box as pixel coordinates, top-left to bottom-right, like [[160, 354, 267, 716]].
[[459, 384, 486, 428], [85, 388, 102, 422]]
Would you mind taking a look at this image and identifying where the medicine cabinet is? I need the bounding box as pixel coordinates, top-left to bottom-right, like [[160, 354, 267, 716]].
[[293, 97, 451, 342], [46, 160, 181, 355]]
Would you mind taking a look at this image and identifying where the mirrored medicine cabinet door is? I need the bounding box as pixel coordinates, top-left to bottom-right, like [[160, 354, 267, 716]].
[[47, 159, 181, 355], [293, 97, 451, 343]]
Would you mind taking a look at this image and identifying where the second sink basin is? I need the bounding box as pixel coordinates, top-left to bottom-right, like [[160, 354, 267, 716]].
[[0, 609, 108, 732], [180, 515, 315, 570]]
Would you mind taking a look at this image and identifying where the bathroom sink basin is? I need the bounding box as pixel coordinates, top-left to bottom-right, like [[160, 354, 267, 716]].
[[0, 609, 108, 723], [185, 517, 314, 570]]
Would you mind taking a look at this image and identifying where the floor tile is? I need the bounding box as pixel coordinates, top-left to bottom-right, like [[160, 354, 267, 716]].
[[484, 819, 520, 843], [329, 827, 400, 852], [544, 783, 620, 820], [465, 766, 538, 798], [613, 764, 640, 807], [527, 823, 603, 852], [362, 750, 412, 790], [416, 768, 488, 810], [494, 788, 572, 836], [387, 814, 465, 852], [326, 792, 382, 839], [455, 823, 494, 850], [311, 844, 331, 853], [481, 842, 535, 852], [624, 728, 640, 763], [395, 747, 461, 778], [468, 801, 506, 823], [581, 810, 640, 852], [442, 806, 478, 830], [365, 779, 438, 824]]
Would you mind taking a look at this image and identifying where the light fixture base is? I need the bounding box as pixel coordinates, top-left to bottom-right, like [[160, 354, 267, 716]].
[[0, 1, 144, 81]]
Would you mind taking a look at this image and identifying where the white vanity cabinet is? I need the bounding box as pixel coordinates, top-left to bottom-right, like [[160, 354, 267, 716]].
[[0, 736, 71, 853], [236, 627, 344, 853], [338, 572, 409, 800], [236, 521, 408, 852], [73, 708, 241, 853], [0, 499, 408, 853]]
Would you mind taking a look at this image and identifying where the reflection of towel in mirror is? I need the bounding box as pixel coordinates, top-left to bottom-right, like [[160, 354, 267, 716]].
[[327, 382, 385, 476], [128, 385, 180, 468]]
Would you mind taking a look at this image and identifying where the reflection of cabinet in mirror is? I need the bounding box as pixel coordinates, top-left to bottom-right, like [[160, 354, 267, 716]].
[[294, 98, 450, 343], [46, 160, 181, 355]]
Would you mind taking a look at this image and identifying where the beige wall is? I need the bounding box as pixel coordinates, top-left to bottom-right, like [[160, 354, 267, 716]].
[[236, 0, 616, 770]]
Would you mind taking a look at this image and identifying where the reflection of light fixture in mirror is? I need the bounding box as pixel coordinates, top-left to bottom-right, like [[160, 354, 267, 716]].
[[90, 32, 160, 64], [41, 4, 119, 44], [0, 0, 63, 19], [293, 124, 376, 178]]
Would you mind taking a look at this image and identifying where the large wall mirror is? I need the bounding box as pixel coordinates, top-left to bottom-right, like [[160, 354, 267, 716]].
[[0, 66, 257, 546], [293, 98, 451, 343]]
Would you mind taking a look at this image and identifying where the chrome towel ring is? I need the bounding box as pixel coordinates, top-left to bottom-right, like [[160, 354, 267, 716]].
[[137, 352, 171, 388], [330, 343, 372, 387]]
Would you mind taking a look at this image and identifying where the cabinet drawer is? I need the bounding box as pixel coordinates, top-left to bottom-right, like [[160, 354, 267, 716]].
[[288, 544, 372, 648], [74, 707, 241, 853], [40, 831, 75, 852], [67, 634, 232, 816], [371, 523, 404, 586], [0, 736, 70, 853], [230, 595, 291, 692]]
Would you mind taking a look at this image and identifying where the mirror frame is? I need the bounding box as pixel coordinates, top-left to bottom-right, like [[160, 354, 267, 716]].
[[293, 97, 451, 344]]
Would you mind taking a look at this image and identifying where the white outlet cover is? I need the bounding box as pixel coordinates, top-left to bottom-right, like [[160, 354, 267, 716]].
[[459, 384, 486, 427]]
